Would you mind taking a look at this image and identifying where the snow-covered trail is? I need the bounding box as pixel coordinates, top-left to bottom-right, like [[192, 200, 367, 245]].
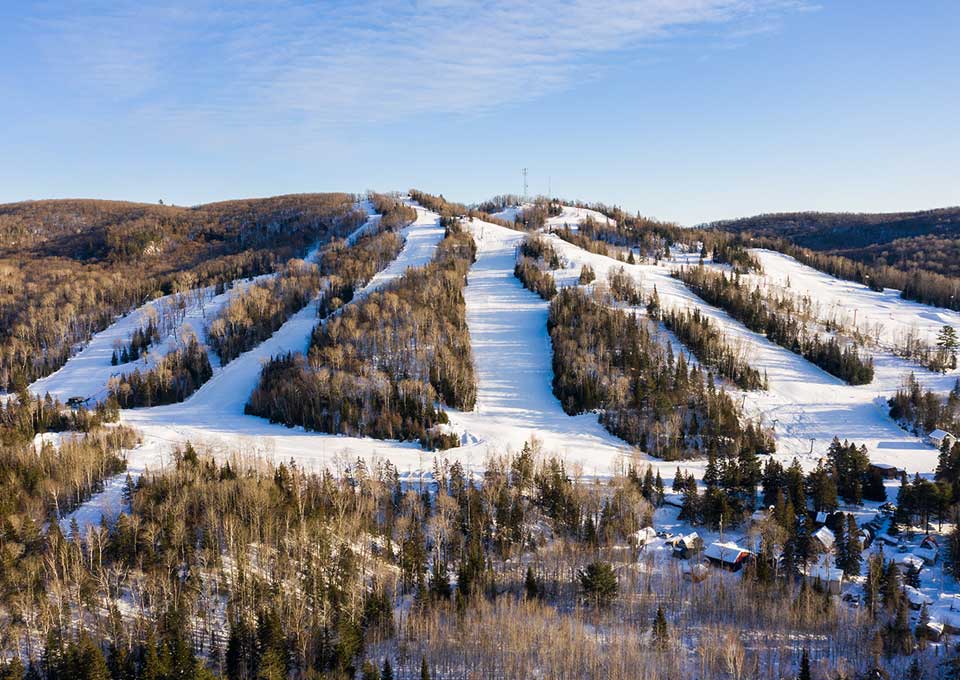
[[64, 205, 446, 531], [445, 220, 632, 475], [26, 218, 356, 405], [28, 279, 258, 404], [748, 248, 960, 361], [541, 228, 940, 475]]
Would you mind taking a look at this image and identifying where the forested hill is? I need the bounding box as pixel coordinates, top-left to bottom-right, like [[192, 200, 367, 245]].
[[0, 193, 365, 390], [707, 206, 960, 276]]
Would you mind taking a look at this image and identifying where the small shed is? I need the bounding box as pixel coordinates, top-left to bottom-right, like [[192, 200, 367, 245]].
[[893, 553, 925, 575], [928, 429, 954, 450], [632, 527, 657, 547], [703, 541, 753, 572], [925, 620, 945, 641], [904, 585, 933, 611]]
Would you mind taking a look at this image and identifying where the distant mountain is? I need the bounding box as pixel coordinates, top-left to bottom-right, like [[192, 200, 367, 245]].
[[708, 206, 960, 278]]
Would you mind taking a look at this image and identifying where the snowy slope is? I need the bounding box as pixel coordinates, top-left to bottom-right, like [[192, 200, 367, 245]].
[[546, 205, 615, 229], [749, 248, 960, 357], [65, 204, 445, 530], [541, 230, 941, 475], [444, 219, 631, 475]]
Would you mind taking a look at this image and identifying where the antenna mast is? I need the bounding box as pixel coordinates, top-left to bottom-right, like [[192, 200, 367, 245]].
[[522, 168, 528, 202]]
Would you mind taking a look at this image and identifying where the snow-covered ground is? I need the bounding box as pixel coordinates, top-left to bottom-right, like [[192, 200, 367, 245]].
[[546, 205, 615, 230], [748, 248, 960, 357]]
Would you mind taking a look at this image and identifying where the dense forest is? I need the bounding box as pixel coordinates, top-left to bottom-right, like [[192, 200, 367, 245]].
[[675, 265, 875, 385], [0, 435, 947, 679], [207, 259, 322, 365], [0, 194, 365, 391], [109, 335, 213, 408], [247, 224, 477, 450], [207, 195, 414, 365], [548, 287, 774, 460]]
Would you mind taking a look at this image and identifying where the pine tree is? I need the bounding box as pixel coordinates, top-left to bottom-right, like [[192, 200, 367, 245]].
[[381, 659, 394, 680], [797, 648, 811, 680], [524, 565, 540, 600], [420, 657, 431, 680], [654, 471, 665, 506], [652, 605, 669, 650], [844, 514, 862, 577], [672, 467, 683, 494]]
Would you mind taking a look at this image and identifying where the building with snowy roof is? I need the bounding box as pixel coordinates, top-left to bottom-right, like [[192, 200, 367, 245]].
[[703, 541, 753, 572]]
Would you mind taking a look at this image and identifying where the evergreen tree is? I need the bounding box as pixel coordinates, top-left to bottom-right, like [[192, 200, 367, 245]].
[[524, 565, 540, 600], [382, 659, 394, 680], [652, 606, 669, 650], [578, 561, 618, 608], [420, 657, 431, 680], [797, 648, 811, 680]]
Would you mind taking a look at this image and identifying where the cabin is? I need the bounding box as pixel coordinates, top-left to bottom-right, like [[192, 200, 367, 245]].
[[671, 532, 703, 559], [703, 541, 753, 572], [915, 535, 939, 564], [924, 620, 945, 641], [805, 556, 843, 595], [904, 585, 933, 611], [632, 527, 657, 547], [868, 462, 902, 480], [928, 429, 954, 450], [893, 553, 924, 575], [813, 526, 836, 552]]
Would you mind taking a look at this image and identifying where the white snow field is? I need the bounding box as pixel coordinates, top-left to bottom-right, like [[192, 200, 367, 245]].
[[747, 248, 960, 358]]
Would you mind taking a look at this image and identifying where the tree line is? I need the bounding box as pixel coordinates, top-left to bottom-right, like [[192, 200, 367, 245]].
[[109, 334, 212, 408], [247, 225, 477, 450], [675, 264, 875, 385], [514, 235, 559, 300], [658, 306, 767, 391], [548, 287, 775, 460], [888, 372, 960, 439]]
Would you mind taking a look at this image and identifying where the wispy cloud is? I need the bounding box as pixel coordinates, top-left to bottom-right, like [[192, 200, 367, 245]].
[[24, 0, 811, 126]]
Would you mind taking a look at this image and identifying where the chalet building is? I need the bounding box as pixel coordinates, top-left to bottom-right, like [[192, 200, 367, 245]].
[[703, 541, 753, 572], [928, 428, 954, 450]]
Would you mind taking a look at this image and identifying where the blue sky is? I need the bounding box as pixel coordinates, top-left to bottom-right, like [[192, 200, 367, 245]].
[[1, 0, 957, 225]]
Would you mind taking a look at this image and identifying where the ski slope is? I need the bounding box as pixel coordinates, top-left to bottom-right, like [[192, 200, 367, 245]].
[[59, 203, 957, 532], [540, 226, 942, 475], [748, 248, 960, 356], [65, 204, 446, 530], [445, 219, 631, 475]]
